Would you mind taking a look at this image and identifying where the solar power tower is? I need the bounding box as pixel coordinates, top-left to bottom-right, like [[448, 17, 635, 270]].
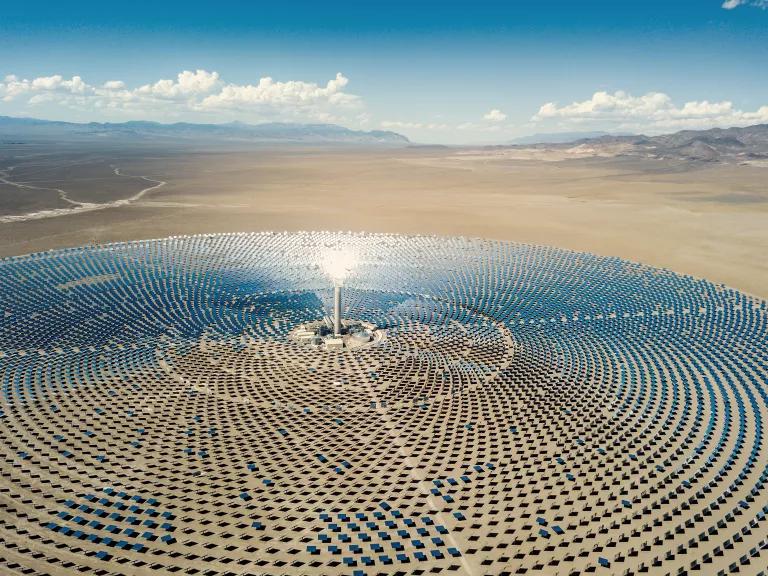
[[333, 284, 342, 336]]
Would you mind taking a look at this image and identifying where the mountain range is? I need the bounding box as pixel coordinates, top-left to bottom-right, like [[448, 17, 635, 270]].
[[2, 115, 767, 163], [0, 116, 410, 146], [508, 124, 768, 164], [507, 131, 633, 145]]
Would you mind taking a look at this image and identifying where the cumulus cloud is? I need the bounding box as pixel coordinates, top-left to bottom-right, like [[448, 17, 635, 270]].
[[1, 74, 92, 101], [102, 80, 126, 90], [0, 70, 361, 122], [136, 70, 222, 99], [483, 108, 507, 122], [722, 0, 768, 9], [199, 73, 358, 111], [533, 90, 768, 131]]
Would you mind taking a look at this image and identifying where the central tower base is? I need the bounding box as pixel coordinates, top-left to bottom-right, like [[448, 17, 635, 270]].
[[289, 319, 384, 350]]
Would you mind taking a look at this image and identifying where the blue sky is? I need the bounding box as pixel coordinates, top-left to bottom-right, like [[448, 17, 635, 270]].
[[1, 0, 767, 143]]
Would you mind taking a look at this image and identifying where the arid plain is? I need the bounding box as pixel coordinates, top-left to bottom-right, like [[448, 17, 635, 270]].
[[0, 143, 766, 298]]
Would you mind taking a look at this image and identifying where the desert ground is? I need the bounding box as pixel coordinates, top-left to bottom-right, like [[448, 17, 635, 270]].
[[0, 142, 766, 298]]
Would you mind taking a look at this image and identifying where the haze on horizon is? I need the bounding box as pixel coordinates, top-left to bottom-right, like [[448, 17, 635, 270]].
[[2, 0, 768, 144]]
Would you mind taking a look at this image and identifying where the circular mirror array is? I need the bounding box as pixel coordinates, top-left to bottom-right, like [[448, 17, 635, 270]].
[[1, 231, 766, 576]]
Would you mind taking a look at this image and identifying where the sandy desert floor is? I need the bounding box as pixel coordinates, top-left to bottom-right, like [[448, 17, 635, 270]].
[[0, 144, 766, 299]]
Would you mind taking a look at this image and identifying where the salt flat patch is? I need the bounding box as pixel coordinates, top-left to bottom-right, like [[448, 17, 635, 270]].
[[56, 273, 120, 290]]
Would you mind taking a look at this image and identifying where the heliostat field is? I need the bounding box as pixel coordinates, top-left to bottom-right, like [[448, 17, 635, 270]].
[[1, 231, 766, 576]]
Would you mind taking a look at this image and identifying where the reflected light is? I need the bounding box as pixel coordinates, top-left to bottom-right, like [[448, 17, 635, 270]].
[[320, 247, 359, 286]]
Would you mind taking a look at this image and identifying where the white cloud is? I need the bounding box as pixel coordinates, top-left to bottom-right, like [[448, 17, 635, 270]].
[[1, 74, 93, 101], [198, 73, 358, 112], [533, 90, 768, 132], [137, 70, 221, 99], [355, 112, 371, 127], [102, 80, 126, 90], [722, 0, 768, 9], [483, 108, 507, 122], [0, 70, 361, 123]]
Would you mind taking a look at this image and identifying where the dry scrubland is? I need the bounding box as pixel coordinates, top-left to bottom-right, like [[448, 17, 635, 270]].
[[0, 144, 766, 298]]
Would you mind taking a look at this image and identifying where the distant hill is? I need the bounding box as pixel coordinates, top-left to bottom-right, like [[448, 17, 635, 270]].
[[507, 124, 768, 164], [0, 116, 410, 146], [508, 131, 633, 145], [642, 125, 768, 162]]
